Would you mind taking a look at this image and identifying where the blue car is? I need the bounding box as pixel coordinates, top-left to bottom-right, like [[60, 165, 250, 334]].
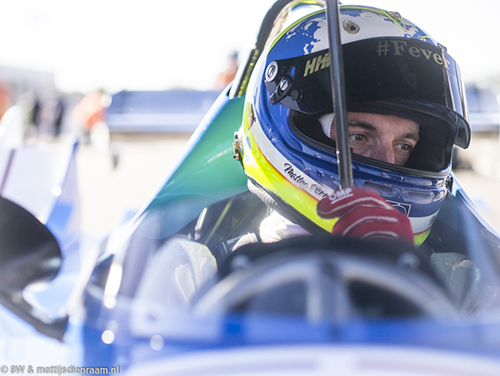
[[2, 1, 500, 375]]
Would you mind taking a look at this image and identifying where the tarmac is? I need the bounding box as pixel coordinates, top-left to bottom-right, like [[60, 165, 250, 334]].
[[452, 133, 500, 232], [76, 133, 192, 234], [75, 131, 500, 236]]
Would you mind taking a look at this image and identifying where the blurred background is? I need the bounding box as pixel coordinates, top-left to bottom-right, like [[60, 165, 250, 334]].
[[0, 0, 499, 234]]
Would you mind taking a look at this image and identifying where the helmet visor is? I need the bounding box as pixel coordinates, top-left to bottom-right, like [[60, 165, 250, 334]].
[[264, 37, 470, 148]]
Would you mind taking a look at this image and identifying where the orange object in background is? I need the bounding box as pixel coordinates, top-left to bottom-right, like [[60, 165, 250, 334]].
[[215, 52, 239, 90], [72, 89, 108, 131], [0, 84, 12, 120]]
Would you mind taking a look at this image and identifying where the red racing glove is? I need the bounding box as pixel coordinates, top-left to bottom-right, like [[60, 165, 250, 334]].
[[317, 187, 414, 244]]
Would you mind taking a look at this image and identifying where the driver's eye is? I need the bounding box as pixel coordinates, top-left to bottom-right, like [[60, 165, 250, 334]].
[[396, 144, 415, 154], [400, 144, 412, 151], [350, 134, 365, 142]]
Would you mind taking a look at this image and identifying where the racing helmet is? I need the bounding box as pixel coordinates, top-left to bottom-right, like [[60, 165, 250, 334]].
[[235, 6, 471, 246]]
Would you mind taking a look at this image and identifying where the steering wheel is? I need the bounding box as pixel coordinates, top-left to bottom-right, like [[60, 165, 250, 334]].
[[191, 236, 459, 321]]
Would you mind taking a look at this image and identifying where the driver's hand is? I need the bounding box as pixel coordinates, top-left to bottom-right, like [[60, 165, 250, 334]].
[[317, 187, 414, 244]]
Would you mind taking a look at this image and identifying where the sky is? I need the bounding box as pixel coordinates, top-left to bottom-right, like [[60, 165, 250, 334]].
[[0, 0, 497, 94]]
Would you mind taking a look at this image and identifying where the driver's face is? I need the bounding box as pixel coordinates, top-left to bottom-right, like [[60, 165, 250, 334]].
[[328, 112, 420, 166]]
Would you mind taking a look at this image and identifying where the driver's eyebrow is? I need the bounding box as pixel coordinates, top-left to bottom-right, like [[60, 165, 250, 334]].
[[347, 120, 377, 132], [348, 120, 419, 142], [402, 131, 420, 142]]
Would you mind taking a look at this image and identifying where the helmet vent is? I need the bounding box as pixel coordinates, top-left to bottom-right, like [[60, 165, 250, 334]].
[[363, 181, 395, 194], [343, 20, 359, 34]]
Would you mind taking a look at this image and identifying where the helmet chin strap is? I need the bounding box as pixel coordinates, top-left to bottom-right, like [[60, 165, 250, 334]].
[[326, 0, 353, 189]]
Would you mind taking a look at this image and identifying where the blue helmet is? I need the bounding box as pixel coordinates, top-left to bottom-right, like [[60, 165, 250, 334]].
[[237, 6, 471, 245]]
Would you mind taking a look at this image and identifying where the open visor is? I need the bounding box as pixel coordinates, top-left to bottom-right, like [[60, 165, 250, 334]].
[[264, 37, 470, 148]]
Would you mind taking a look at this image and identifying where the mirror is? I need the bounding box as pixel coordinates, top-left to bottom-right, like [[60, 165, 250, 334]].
[[0, 196, 67, 339]]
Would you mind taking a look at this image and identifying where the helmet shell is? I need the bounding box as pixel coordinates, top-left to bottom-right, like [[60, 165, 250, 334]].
[[239, 6, 470, 245]]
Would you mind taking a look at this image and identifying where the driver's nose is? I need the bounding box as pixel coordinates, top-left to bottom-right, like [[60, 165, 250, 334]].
[[367, 144, 396, 165]]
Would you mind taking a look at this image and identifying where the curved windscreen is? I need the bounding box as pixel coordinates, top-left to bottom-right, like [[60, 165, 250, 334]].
[[89, 189, 500, 320]]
